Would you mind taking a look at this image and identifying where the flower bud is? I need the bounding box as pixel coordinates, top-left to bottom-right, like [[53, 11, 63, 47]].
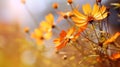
[[24, 27, 29, 33], [52, 3, 58, 9], [67, 0, 73, 4], [62, 55, 67, 60]]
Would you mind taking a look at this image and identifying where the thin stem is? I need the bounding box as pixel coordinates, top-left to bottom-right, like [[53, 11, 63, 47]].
[[81, 33, 97, 45], [54, 25, 61, 31], [66, 19, 73, 26], [70, 4, 74, 10], [91, 22, 100, 43], [106, 17, 111, 37]]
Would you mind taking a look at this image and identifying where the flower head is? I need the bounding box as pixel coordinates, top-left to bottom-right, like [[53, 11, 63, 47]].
[[72, 4, 108, 27], [31, 13, 54, 45], [54, 27, 80, 50], [39, 13, 54, 36], [31, 28, 44, 45], [31, 28, 52, 45]]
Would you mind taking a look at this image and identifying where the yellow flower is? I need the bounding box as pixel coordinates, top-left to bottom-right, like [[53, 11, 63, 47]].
[[40, 13, 54, 32], [31, 13, 54, 45], [31, 28, 44, 45], [54, 27, 80, 50], [39, 13, 54, 39], [103, 32, 120, 45], [72, 4, 108, 27], [31, 28, 52, 45]]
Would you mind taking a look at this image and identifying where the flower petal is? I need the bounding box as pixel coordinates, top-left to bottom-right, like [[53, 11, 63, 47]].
[[56, 39, 68, 50], [92, 4, 99, 17], [82, 4, 92, 15], [45, 13, 54, 25], [66, 27, 75, 38], [73, 9, 86, 19], [95, 12, 108, 20]]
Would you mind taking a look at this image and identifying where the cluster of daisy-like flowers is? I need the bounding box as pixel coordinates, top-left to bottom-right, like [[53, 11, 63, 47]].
[[24, 0, 120, 63], [31, 14, 54, 45], [52, 0, 120, 61]]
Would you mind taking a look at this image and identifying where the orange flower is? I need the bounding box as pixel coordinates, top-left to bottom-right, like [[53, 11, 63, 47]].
[[72, 4, 108, 27], [103, 32, 120, 45], [110, 52, 120, 60], [54, 27, 80, 50]]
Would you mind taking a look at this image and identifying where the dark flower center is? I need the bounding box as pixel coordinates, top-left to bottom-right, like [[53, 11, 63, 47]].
[[88, 16, 94, 23]]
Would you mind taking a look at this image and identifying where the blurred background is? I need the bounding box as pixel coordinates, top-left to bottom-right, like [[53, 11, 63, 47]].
[[0, 0, 119, 67]]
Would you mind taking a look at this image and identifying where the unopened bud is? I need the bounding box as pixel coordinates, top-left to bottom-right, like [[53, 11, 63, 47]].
[[52, 3, 58, 9], [24, 27, 29, 33], [62, 55, 67, 60], [63, 14, 68, 19], [67, 0, 73, 4]]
